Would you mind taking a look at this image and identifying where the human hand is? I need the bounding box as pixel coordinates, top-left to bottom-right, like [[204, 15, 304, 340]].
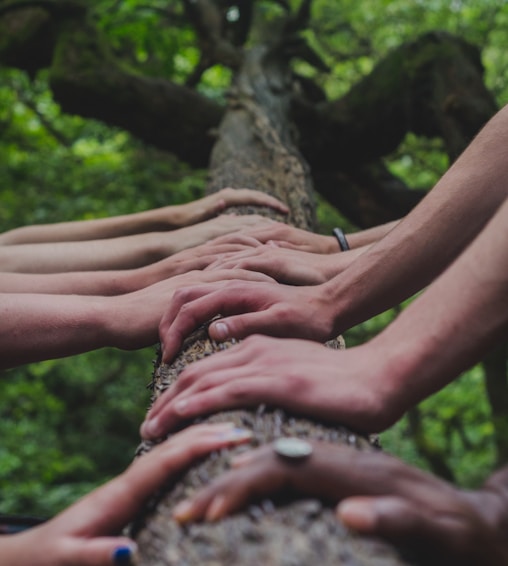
[[109, 268, 276, 351], [177, 188, 289, 226], [171, 441, 508, 566], [0, 423, 252, 566], [167, 214, 276, 254], [235, 222, 337, 254], [141, 336, 397, 439], [136, 234, 264, 288], [158, 279, 339, 363], [205, 244, 350, 285]]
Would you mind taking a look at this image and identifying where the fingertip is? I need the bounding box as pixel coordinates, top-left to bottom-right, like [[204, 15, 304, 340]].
[[206, 494, 228, 522], [336, 498, 378, 532], [112, 543, 138, 565], [210, 321, 229, 341], [140, 416, 160, 439], [173, 499, 197, 524]]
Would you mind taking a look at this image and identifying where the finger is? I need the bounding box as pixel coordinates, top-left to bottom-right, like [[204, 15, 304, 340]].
[[160, 283, 271, 362], [145, 375, 307, 437], [62, 537, 137, 566], [208, 309, 290, 342], [337, 495, 459, 552], [230, 189, 289, 213], [203, 268, 275, 284], [145, 340, 250, 422], [173, 448, 285, 524], [57, 423, 252, 536]]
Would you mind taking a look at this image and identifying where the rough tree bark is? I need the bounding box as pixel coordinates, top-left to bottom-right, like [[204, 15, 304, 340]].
[[130, 26, 412, 566]]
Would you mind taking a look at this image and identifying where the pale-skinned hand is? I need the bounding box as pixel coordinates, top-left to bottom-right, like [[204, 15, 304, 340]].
[[134, 234, 264, 288], [158, 280, 339, 363], [176, 188, 289, 226], [110, 269, 276, 351], [205, 244, 356, 285], [172, 441, 508, 566], [0, 423, 252, 566], [164, 214, 276, 255], [214, 221, 337, 253], [141, 336, 399, 439]]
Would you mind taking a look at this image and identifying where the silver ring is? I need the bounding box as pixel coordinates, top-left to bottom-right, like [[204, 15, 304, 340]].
[[273, 437, 313, 462]]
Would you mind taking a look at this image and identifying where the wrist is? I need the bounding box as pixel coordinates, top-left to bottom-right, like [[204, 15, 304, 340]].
[[322, 235, 341, 254]]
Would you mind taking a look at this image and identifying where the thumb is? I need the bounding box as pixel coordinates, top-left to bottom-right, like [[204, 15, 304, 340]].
[[209, 311, 275, 341], [336, 496, 426, 539], [70, 537, 138, 566]]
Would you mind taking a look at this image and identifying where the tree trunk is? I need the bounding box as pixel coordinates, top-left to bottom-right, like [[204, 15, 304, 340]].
[[131, 41, 412, 566]]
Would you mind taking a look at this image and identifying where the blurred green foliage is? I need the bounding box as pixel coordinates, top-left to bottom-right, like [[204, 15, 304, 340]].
[[0, 0, 506, 517]]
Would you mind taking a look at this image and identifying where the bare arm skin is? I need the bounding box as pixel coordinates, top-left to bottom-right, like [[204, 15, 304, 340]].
[[345, 219, 398, 248], [0, 423, 252, 566], [0, 237, 262, 295], [158, 104, 508, 357], [172, 442, 508, 566], [0, 188, 288, 245], [145, 196, 508, 438], [0, 214, 274, 273], [0, 268, 273, 370]]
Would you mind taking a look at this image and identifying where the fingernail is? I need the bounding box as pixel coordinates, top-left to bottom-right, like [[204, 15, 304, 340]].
[[337, 500, 376, 531], [173, 499, 195, 523], [220, 427, 252, 441], [206, 494, 227, 521], [213, 322, 228, 340], [140, 417, 159, 438], [112, 544, 137, 565]]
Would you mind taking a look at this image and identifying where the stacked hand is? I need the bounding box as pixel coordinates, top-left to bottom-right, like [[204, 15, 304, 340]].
[[172, 441, 508, 566], [141, 336, 401, 439], [0, 423, 252, 566]]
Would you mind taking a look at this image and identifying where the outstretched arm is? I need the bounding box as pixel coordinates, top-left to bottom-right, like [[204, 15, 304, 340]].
[[146, 196, 508, 438], [0, 423, 252, 566], [0, 214, 273, 273], [0, 237, 261, 295], [158, 104, 508, 355], [0, 268, 273, 369], [0, 188, 288, 245], [172, 442, 508, 566]]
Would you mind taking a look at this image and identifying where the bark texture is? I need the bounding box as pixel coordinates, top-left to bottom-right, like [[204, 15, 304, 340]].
[[131, 42, 412, 566]]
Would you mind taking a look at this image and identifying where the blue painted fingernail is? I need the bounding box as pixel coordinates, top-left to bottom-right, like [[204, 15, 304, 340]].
[[113, 545, 135, 565]]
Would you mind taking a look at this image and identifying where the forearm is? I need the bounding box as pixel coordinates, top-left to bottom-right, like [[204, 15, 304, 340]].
[[368, 197, 508, 416], [0, 208, 176, 245], [325, 105, 508, 331], [346, 220, 399, 249], [0, 293, 113, 368], [0, 233, 168, 273], [0, 270, 142, 295]]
